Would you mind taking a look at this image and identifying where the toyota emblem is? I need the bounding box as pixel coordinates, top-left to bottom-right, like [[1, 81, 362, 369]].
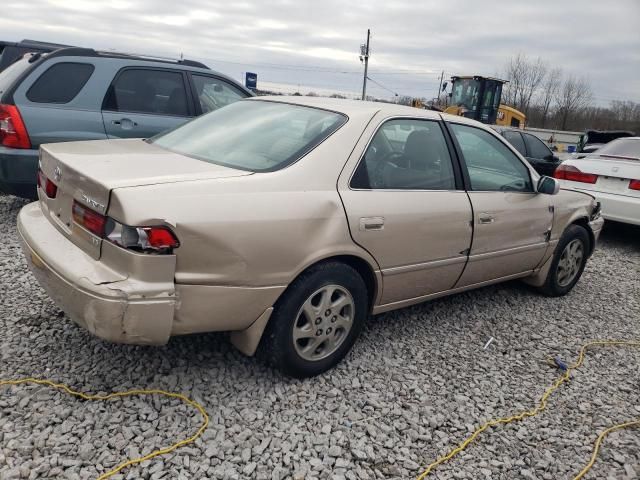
[[53, 166, 62, 182]]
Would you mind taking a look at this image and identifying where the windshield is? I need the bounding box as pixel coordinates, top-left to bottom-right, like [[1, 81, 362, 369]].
[[451, 78, 480, 111], [596, 138, 640, 160], [0, 57, 31, 96], [151, 100, 347, 172]]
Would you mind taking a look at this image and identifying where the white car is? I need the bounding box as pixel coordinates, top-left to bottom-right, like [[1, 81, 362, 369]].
[[555, 137, 640, 225]]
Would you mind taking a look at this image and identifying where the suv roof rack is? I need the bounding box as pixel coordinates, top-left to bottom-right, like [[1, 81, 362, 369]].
[[42, 47, 209, 69]]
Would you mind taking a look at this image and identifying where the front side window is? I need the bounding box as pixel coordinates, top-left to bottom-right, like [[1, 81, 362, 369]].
[[450, 123, 533, 192], [523, 133, 552, 159], [26, 62, 94, 103], [351, 119, 455, 190], [503, 130, 526, 156], [104, 69, 189, 116], [192, 75, 247, 113], [151, 100, 346, 172]]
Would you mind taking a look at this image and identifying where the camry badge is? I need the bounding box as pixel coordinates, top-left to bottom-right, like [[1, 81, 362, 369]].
[[53, 166, 62, 182], [80, 193, 105, 211]]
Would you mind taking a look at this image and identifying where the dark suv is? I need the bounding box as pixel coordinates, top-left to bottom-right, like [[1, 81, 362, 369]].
[[492, 126, 561, 177], [0, 47, 253, 198]]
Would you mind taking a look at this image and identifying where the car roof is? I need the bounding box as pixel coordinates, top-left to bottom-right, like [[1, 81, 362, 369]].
[[246, 96, 502, 132], [250, 95, 460, 120]]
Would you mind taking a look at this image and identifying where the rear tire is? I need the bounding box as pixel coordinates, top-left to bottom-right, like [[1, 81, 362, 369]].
[[259, 262, 368, 378], [538, 224, 590, 297]]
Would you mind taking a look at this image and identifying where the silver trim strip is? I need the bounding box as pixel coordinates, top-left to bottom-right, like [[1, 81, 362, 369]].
[[467, 242, 548, 262], [373, 270, 532, 314], [383, 255, 467, 276]]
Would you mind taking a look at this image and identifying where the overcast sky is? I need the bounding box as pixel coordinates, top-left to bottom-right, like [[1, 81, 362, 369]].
[[2, 0, 639, 104]]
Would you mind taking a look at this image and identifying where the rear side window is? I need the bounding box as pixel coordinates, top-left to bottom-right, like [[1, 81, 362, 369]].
[[26, 62, 94, 103], [351, 119, 456, 190], [502, 131, 526, 156], [103, 69, 189, 116], [192, 75, 247, 113], [0, 57, 32, 97], [523, 133, 552, 159]]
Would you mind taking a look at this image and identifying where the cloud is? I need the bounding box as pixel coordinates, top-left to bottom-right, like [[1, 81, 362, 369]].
[[1, 0, 638, 103]]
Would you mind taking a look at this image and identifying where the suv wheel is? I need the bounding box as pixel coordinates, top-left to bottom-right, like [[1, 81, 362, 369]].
[[260, 262, 368, 378], [538, 224, 590, 297]]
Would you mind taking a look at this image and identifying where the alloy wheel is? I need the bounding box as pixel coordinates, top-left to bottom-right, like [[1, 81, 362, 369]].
[[556, 239, 584, 287], [292, 285, 355, 361]]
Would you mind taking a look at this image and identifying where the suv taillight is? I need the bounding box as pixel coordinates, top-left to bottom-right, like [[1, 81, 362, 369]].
[[0, 104, 31, 149], [72, 200, 179, 254], [554, 164, 598, 184]]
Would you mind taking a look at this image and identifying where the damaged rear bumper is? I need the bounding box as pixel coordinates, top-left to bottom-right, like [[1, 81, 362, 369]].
[[17, 202, 175, 345]]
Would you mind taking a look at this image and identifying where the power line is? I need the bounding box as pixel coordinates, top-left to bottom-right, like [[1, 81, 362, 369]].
[[366, 76, 399, 97]]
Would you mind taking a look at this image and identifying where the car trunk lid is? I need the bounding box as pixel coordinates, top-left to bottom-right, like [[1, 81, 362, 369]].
[[569, 156, 640, 197], [38, 138, 251, 259]]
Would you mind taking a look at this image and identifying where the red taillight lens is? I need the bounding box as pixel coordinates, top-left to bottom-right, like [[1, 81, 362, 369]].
[[0, 104, 31, 149], [630, 179, 640, 191], [554, 164, 598, 184], [72, 200, 106, 236], [37, 168, 58, 198], [142, 227, 180, 249]]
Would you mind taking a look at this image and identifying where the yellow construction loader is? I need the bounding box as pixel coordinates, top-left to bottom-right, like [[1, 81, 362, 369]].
[[443, 76, 526, 128]]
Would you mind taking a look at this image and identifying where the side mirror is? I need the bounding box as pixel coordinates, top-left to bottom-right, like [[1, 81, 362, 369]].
[[544, 154, 560, 162], [537, 176, 560, 195]]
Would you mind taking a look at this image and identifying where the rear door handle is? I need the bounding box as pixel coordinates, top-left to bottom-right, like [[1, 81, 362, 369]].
[[478, 213, 495, 224], [359, 217, 384, 231], [112, 118, 138, 129]]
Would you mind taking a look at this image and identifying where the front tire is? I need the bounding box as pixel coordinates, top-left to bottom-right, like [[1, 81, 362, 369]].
[[260, 262, 368, 378], [538, 224, 590, 297]]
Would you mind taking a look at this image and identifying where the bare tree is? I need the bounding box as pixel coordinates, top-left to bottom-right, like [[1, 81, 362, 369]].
[[555, 75, 593, 130], [502, 54, 548, 116], [539, 67, 562, 128]]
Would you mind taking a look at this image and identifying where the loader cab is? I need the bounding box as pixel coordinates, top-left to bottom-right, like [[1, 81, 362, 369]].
[[448, 76, 504, 125]]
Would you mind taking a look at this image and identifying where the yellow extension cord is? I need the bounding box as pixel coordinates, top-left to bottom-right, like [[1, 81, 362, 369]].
[[0, 378, 209, 480], [0, 340, 637, 479], [416, 340, 640, 480]]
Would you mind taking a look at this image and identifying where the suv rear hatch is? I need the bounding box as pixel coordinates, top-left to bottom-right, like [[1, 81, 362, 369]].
[[38, 138, 252, 259]]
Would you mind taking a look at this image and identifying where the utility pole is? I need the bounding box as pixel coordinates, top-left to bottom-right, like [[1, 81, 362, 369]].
[[436, 70, 444, 106], [360, 29, 370, 101]]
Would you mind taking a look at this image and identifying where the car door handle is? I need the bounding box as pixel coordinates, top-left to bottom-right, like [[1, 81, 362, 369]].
[[359, 217, 384, 231], [478, 213, 495, 224], [112, 118, 138, 128]]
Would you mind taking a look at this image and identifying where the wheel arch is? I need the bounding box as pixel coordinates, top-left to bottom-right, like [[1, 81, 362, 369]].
[[276, 254, 380, 313], [571, 216, 595, 257]]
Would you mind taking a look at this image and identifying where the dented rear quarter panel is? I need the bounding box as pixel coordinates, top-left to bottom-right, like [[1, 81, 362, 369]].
[[106, 108, 381, 292]]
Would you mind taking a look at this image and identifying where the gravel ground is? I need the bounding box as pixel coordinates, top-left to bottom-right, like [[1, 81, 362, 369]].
[[1, 193, 639, 480]]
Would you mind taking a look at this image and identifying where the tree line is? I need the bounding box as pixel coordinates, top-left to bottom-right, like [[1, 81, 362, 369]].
[[501, 53, 639, 133]]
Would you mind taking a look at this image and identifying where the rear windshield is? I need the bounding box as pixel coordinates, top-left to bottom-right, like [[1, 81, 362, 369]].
[[151, 100, 347, 172], [0, 57, 31, 97], [596, 138, 640, 160]]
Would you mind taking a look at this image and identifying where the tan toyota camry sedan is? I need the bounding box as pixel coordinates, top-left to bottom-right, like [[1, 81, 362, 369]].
[[18, 97, 604, 377]]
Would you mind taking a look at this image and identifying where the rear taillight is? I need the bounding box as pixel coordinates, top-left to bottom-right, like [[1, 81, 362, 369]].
[[0, 104, 31, 149], [72, 200, 179, 254], [72, 200, 106, 237], [37, 168, 58, 198], [629, 179, 640, 191], [554, 164, 598, 184]]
